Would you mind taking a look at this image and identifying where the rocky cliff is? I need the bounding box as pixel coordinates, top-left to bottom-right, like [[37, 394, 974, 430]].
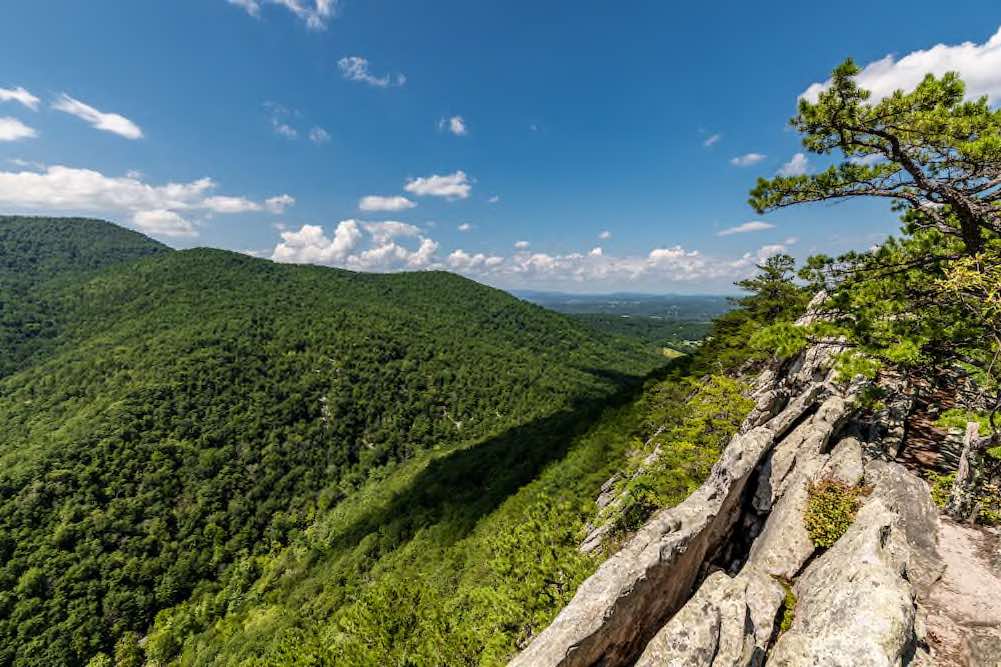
[[509, 309, 1001, 666]]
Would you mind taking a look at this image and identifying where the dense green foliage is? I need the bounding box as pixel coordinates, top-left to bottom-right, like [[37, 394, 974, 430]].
[[571, 314, 712, 352], [606, 374, 754, 536], [0, 217, 667, 666], [701, 253, 811, 369], [0, 216, 168, 376]]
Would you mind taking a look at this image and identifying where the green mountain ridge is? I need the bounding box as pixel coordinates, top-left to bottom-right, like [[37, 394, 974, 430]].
[[0, 217, 668, 665]]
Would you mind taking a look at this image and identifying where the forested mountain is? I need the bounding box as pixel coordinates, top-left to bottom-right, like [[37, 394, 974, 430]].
[[0, 217, 667, 666]]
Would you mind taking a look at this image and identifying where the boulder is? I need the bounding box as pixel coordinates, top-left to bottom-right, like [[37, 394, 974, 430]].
[[864, 461, 945, 599], [766, 496, 918, 666], [634, 568, 783, 667]]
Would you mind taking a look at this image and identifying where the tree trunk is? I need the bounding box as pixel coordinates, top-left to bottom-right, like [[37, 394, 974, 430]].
[[947, 422, 986, 521]]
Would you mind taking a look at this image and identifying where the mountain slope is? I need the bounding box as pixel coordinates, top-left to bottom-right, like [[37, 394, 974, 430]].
[[0, 217, 666, 666], [0, 216, 169, 376]]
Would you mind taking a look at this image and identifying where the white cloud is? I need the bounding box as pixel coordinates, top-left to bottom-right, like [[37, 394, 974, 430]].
[[457, 223, 472, 232], [730, 153, 766, 167], [0, 117, 37, 141], [802, 26, 1001, 104], [703, 133, 721, 147], [0, 163, 293, 237], [337, 56, 406, 87], [404, 170, 471, 199], [849, 153, 885, 166], [52, 94, 143, 139], [439, 115, 467, 136], [272, 221, 362, 263], [0, 86, 39, 111], [358, 195, 416, 212], [273, 121, 297, 139], [271, 220, 803, 290], [717, 221, 775, 237], [203, 192, 296, 214], [778, 152, 809, 177], [266, 194, 295, 213], [273, 219, 438, 271], [598, 230, 611, 240], [362, 221, 421, 245], [447, 249, 504, 271], [488, 195, 500, 204], [309, 126, 330, 143], [203, 195, 261, 214], [133, 209, 197, 237], [228, 0, 337, 30]]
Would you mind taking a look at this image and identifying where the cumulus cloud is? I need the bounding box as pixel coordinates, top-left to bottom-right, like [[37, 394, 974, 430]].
[[447, 249, 504, 271], [457, 223, 472, 232], [271, 219, 801, 290], [0, 117, 37, 141], [358, 195, 416, 212], [730, 153, 766, 167], [0, 86, 39, 111], [0, 163, 293, 237], [716, 221, 775, 236], [52, 94, 143, 139], [133, 209, 197, 237], [598, 230, 611, 240], [488, 195, 500, 204], [703, 133, 721, 147], [273, 219, 437, 270], [404, 170, 472, 199], [439, 115, 467, 136], [778, 152, 809, 177], [337, 56, 406, 87], [802, 26, 1001, 104], [309, 126, 330, 143], [227, 0, 337, 30]]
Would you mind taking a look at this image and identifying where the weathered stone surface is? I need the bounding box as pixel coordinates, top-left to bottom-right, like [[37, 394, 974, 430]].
[[767, 496, 918, 666], [634, 568, 783, 667], [962, 628, 1001, 667], [864, 460, 945, 600], [752, 394, 852, 514], [508, 388, 823, 667], [748, 436, 864, 579]]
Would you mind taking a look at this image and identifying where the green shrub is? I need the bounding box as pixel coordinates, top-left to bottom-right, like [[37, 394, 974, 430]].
[[927, 472, 955, 509], [934, 408, 994, 437], [803, 479, 863, 548]]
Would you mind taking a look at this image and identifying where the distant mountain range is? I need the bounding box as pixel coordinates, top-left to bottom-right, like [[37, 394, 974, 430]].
[[511, 290, 733, 319]]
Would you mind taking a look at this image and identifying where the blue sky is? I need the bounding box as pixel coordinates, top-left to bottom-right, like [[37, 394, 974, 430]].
[[1, 2, 999, 292]]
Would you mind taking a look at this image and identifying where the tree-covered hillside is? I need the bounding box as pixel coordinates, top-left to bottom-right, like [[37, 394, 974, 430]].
[[0, 216, 169, 376], [0, 217, 666, 666]]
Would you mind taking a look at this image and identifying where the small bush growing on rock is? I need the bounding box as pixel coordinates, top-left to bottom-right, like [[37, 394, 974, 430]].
[[774, 577, 797, 634], [803, 479, 863, 548], [927, 472, 955, 509]]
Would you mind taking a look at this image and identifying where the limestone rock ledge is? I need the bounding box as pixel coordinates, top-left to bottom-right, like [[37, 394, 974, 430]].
[[508, 335, 963, 667]]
